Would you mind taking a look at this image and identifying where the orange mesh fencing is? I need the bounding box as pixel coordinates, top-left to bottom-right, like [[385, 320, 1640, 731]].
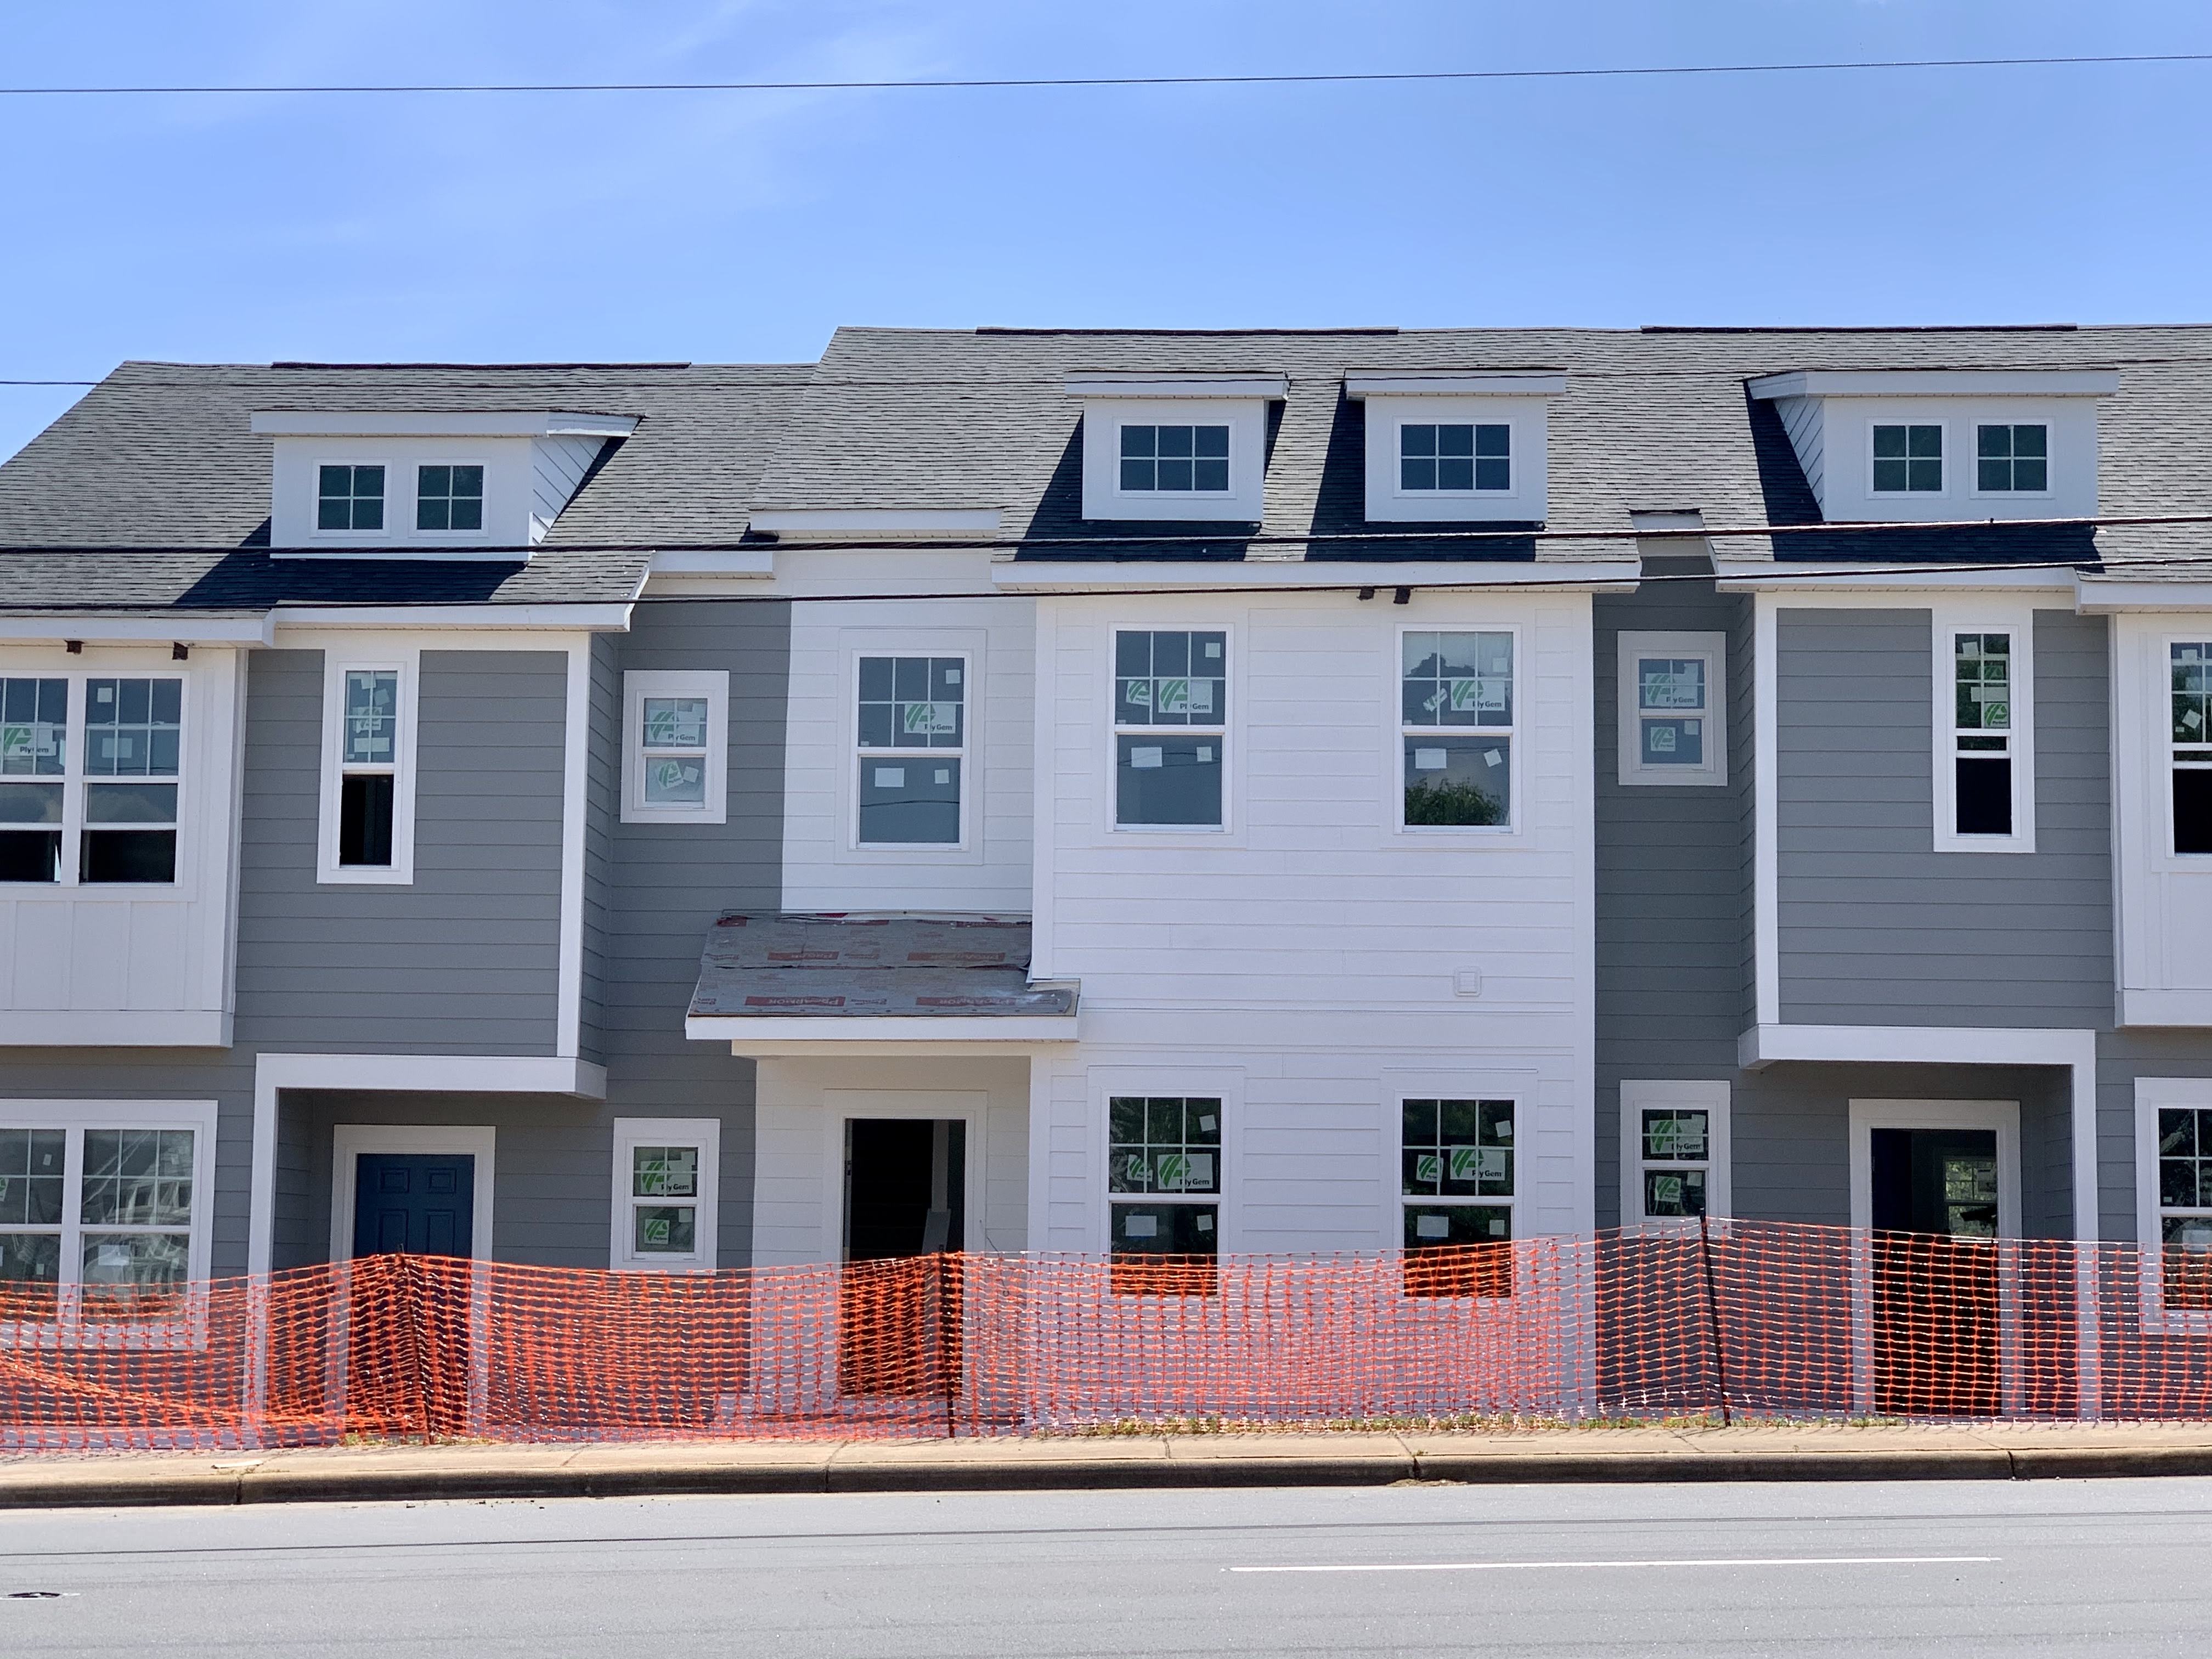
[[7, 1221, 2212, 1451]]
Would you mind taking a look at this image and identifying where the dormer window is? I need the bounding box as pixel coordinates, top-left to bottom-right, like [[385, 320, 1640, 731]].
[[1872, 425, 1943, 493], [1119, 425, 1229, 493], [1400, 423, 1510, 493], [414, 464, 484, 532], [317, 465, 385, 531], [1976, 424, 2048, 493]]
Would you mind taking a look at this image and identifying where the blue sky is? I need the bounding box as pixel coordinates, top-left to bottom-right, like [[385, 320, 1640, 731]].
[[7, 0, 2212, 459]]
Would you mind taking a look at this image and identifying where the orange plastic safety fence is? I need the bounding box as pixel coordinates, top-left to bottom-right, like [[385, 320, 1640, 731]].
[[8, 1222, 2212, 1451]]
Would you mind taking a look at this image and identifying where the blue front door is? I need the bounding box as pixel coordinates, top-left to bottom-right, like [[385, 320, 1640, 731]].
[[352, 1154, 475, 1258]]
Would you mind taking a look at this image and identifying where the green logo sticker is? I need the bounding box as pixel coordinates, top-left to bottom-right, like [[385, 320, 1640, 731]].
[[1414, 1152, 1441, 1186], [902, 701, 958, 736]]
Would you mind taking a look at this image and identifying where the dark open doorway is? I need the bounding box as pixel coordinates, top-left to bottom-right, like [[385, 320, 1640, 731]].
[[1870, 1126, 2001, 1417], [839, 1119, 966, 1401]]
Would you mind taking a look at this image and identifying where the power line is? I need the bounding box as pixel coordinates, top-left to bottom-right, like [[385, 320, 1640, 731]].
[[3, 52, 2210, 98]]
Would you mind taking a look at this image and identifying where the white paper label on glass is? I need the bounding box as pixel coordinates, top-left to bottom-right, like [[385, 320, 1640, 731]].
[[1196, 746, 1213, 764], [1483, 748, 1503, 768], [874, 767, 905, 788], [1131, 746, 1163, 769], [1194, 1212, 1213, 1232], [934, 769, 950, 785], [1183, 679, 1215, 715], [1417, 1214, 1450, 1239], [1124, 1214, 1158, 1238], [1414, 747, 1446, 771], [1186, 1153, 1215, 1189]]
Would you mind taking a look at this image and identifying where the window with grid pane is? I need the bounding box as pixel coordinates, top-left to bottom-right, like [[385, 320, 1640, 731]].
[[338, 669, 400, 867], [2173, 644, 2212, 855], [0, 678, 66, 884], [2159, 1107, 2212, 1308], [1115, 631, 1226, 828], [1119, 425, 1229, 492], [1108, 1096, 1220, 1292], [1399, 423, 1509, 492], [0, 1122, 198, 1325], [1401, 631, 1513, 828], [317, 464, 385, 530], [856, 656, 965, 845], [1872, 425, 1943, 493], [1951, 633, 2014, 837], [1401, 1098, 1514, 1297], [415, 464, 485, 532], [1976, 425, 2048, 493]]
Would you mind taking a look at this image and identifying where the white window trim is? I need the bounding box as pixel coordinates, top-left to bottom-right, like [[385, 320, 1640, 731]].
[[1112, 417, 1235, 501], [0, 1098, 217, 1351], [1393, 622, 1523, 837], [317, 648, 420, 884], [1387, 413, 1515, 501], [408, 459, 493, 540], [621, 669, 728, 826], [1616, 631, 1727, 787], [1109, 623, 1234, 837], [308, 458, 397, 543], [611, 1116, 721, 1273], [0, 665, 191, 891], [849, 648, 973, 853], [1931, 604, 2036, 854], [1091, 1068, 1240, 1256], [1617, 1080, 1731, 1229], [2135, 1077, 2212, 1334], [1966, 421, 2055, 503], [1396, 1091, 1520, 1262], [1865, 416, 1950, 499], [329, 1123, 495, 1263]]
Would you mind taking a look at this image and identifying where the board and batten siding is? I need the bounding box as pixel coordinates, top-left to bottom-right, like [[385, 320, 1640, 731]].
[[233, 648, 567, 1054], [1773, 607, 2112, 1029], [779, 596, 1035, 913], [1030, 589, 1596, 1254]]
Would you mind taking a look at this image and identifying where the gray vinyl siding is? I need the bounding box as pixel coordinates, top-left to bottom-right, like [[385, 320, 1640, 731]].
[[1774, 608, 2112, 1028], [578, 634, 619, 1067], [1593, 561, 1754, 1226], [233, 648, 566, 1054]]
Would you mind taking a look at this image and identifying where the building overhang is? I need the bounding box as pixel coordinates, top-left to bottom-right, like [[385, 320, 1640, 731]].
[[1345, 371, 1566, 399], [1745, 370, 2119, 400], [250, 411, 639, 438]]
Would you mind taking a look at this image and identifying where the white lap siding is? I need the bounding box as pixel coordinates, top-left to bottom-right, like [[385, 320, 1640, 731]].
[[1030, 589, 1596, 1254]]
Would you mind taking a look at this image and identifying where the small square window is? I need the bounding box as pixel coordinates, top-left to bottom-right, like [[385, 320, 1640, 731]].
[[1872, 425, 1943, 493], [1119, 425, 1230, 493], [623, 672, 727, 825], [1400, 423, 1509, 492], [317, 464, 386, 531], [415, 464, 486, 532], [1976, 425, 2048, 493]]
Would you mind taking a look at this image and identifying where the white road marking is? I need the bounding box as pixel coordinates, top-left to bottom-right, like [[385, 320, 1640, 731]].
[[1229, 1555, 1998, 1574]]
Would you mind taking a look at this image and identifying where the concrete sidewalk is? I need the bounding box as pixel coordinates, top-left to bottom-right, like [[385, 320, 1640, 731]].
[[7, 1422, 2212, 1508]]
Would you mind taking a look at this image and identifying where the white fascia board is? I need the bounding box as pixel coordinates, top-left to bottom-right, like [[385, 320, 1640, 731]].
[[1063, 374, 1288, 400], [991, 560, 1641, 592], [648, 548, 776, 578], [1346, 372, 1567, 398], [687, 1014, 1080, 1048], [0, 1010, 232, 1047], [1715, 562, 2078, 593], [1746, 370, 2120, 401], [748, 509, 1002, 535], [251, 411, 638, 438], [270, 602, 634, 632], [0, 614, 274, 645], [1739, 1022, 2095, 1070], [2074, 575, 2212, 613]]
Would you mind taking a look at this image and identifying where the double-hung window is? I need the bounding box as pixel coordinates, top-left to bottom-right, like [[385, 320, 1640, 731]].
[[1400, 423, 1509, 493], [1108, 1096, 1220, 1293], [1872, 425, 1943, 493], [856, 656, 965, 846], [621, 671, 728, 826], [1951, 633, 2015, 837], [1401, 631, 1513, 828], [2157, 1104, 2212, 1310], [1120, 425, 1229, 493], [0, 675, 182, 886], [1976, 425, 2048, 494], [1620, 1081, 1731, 1227], [611, 1118, 719, 1272], [1115, 630, 1226, 828], [1400, 1098, 1514, 1297], [317, 465, 385, 531], [415, 464, 484, 532], [0, 1106, 211, 1329], [320, 656, 417, 882], [1617, 633, 1725, 785], [2173, 644, 2212, 856]]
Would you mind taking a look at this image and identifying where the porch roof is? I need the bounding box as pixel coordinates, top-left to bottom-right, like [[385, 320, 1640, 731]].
[[685, 912, 1079, 1026]]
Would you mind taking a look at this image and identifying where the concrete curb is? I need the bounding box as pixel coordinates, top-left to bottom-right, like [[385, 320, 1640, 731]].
[[7, 1441, 2212, 1508]]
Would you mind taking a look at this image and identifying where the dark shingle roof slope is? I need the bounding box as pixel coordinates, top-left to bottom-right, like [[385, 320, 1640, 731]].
[[0, 360, 805, 608], [748, 324, 2212, 565]]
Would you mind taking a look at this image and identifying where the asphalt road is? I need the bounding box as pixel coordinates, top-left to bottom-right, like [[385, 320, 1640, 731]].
[[3, 1476, 2209, 1656]]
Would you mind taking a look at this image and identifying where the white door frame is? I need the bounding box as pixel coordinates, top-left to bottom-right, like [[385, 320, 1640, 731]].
[[330, 1124, 496, 1262], [1847, 1098, 2022, 1417], [822, 1091, 986, 1257]]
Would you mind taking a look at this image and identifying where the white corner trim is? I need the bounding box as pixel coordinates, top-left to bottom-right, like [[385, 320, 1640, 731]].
[[620, 667, 729, 827], [610, 1116, 723, 1272], [246, 1053, 607, 1276], [329, 1123, 496, 1263], [557, 640, 591, 1059], [316, 647, 420, 885], [1753, 595, 1780, 1025], [1618, 1079, 1732, 1227]]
